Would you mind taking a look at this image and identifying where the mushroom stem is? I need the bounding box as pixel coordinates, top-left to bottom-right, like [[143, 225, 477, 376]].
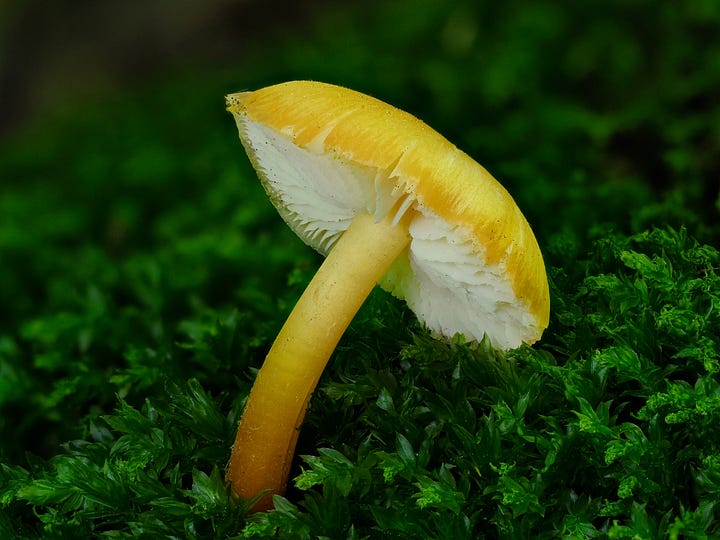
[[227, 211, 412, 511]]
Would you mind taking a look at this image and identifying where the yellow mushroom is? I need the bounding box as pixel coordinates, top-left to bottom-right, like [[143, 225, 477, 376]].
[[225, 81, 550, 511]]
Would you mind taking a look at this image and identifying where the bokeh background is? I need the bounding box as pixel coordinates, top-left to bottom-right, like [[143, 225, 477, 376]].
[[0, 0, 339, 136]]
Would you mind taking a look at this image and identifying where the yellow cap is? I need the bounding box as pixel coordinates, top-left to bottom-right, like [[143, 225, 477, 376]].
[[227, 81, 549, 349]]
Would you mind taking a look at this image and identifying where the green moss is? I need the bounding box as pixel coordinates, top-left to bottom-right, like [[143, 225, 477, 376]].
[[1, 0, 719, 537]]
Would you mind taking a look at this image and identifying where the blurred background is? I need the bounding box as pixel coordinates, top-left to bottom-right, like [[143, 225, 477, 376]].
[[0, 0, 341, 135]]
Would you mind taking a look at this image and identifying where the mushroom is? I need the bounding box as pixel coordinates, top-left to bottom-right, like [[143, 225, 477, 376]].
[[225, 81, 550, 511]]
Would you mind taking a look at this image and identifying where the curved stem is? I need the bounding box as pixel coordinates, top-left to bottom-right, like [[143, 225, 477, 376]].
[[226, 212, 412, 511]]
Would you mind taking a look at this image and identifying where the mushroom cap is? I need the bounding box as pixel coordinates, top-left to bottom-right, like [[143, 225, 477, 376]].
[[227, 81, 550, 349]]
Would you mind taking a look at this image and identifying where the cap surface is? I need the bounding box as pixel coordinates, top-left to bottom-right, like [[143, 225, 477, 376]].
[[227, 81, 550, 349]]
